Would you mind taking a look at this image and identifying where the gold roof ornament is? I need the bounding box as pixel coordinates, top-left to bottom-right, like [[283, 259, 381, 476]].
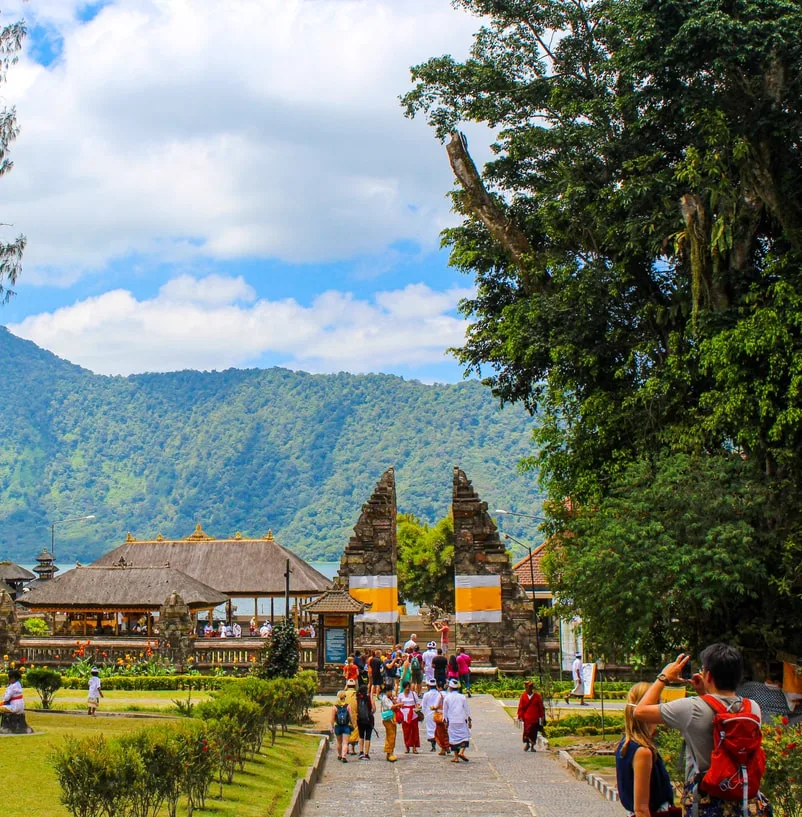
[[156, 533, 164, 541], [234, 532, 243, 540], [262, 530, 274, 541], [126, 532, 137, 543], [184, 523, 216, 542]]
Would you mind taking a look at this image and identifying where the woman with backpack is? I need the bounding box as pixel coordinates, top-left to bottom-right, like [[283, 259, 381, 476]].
[[331, 690, 354, 763], [615, 682, 677, 817], [410, 649, 423, 694], [355, 683, 375, 760]]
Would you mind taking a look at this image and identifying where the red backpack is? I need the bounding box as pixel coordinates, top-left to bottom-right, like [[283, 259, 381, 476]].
[[698, 695, 766, 813]]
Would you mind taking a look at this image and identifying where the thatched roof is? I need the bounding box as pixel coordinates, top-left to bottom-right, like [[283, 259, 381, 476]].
[[90, 524, 330, 596], [19, 564, 228, 610], [304, 588, 370, 615], [0, 579, 14, 595], [0, 561, 35, 582]]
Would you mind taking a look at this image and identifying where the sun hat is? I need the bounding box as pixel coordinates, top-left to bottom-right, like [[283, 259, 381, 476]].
[[448, 678, 460, 689], [90, 667, 99, 675], [427, 678, 437, 686], [345, 678, 357, 687], [427, 641, 437, 649]]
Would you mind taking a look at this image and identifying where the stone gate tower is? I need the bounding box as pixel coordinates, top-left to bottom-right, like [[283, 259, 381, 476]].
[[336, 467, 398, 645], [452, 467, 539, 671]]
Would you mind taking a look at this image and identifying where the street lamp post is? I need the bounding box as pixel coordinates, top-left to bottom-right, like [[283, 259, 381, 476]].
[[598, 657, 606, 738], [51, 514, 96, 560], [503, 532, 543, 674]]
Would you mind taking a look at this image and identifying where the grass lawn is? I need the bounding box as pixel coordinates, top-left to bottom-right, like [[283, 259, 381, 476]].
[[23, 687, 213, 713], [0, 711, 320, 817], [572, 753, 617, 772]]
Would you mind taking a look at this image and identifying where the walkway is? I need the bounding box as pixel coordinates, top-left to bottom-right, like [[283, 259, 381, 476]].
[[302, 694, 622, 817]]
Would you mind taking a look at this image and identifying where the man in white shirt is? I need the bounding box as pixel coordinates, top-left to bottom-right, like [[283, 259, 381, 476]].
[[565, 652, 587, 705], [403, 633, 418, 652], [422, 641, 437, 684]]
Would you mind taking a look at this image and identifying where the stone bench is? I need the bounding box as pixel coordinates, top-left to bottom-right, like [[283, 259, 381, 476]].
[[0, 711, 33, 734]]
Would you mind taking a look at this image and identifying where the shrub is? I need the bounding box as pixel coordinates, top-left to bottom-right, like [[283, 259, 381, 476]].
[[259, 619, 299, 678], [762, 719, 802, 817], [25, 666, 62, 709], [22, 617, 50, 636]]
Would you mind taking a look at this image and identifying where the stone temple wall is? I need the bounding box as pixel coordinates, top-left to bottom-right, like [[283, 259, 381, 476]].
[[335, 467, 398, 646], [452, 467, 539, 672]]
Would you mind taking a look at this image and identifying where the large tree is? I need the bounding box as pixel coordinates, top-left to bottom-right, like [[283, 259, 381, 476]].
[[397, 513, 455, 612], [404, 0, 802, 664], [0, 15, 25, 302]]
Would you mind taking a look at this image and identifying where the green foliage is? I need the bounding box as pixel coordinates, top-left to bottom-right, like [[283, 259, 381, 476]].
[[49, 675, 317, 817], [24, 666, 62, 709], [258, 620, 299, 679], [404, 0, 802, 661], [0, 15, 25, 302], [22, 617, 49, 636], [0, 330, 538, 563], [397, 513, 455, 610], [762, 720, 802, 817], [544, 451, 786, 662]]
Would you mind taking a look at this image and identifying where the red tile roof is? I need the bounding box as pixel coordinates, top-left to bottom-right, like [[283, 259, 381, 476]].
[[512, 543, 548, 589]]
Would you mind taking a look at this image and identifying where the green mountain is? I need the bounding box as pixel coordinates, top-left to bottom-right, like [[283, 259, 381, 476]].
[[0, 327, 543, 564]]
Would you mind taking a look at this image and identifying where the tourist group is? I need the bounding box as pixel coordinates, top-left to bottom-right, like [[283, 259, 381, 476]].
[[329, 631, 474, 764]]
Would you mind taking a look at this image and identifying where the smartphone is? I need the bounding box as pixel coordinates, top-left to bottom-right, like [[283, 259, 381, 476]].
[[681, 656, 693, 681]]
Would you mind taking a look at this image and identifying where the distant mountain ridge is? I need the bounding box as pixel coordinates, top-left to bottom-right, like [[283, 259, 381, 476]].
[[0, 327, 542, 564]]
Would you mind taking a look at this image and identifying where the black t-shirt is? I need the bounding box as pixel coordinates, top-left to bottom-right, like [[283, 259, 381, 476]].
[[369, 656, 383, 679], [432, 655, 448, 677]]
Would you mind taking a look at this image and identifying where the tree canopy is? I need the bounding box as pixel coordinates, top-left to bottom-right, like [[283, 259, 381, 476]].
[[397, 513, 455, 611], [0, 14, 25, 302], [404, 0, 802, 664]]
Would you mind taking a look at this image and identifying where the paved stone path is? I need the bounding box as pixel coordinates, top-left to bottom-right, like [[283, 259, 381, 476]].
[[303, 694, 622, 817]]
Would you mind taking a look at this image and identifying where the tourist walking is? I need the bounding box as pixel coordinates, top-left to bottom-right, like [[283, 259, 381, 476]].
[[421, 678, 440, 751], [343, 678, 360, 755], [369, 649, 384, 697], [447, 653, 460, 684], [331, 690, 354, 763], [343, 655, 359, 685], [456, 647, 472, 696], [410, 647, 423, 694], [433, 649, 448, 688], [355, 683, 375, 760], [87, 666, 104, 716], [422, 641, 437, 684], [397, 680, 421, 753], [517, 680, 545, 751], [379, 683, 400, 762], [615, 682, 676, 817], [443, 678, 471, 762], [565, 652, 587, 705]]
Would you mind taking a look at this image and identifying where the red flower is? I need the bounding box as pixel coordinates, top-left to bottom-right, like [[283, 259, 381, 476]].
[[20, 657, 26, 663], [782, 716, 790, 726], [787, 742, 798, 751]]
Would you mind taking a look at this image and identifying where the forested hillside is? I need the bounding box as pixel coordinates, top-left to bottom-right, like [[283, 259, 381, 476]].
[[0, 328, 541, 564]]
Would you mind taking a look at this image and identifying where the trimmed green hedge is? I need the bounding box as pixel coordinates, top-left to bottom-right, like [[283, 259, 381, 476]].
[[1, 671, 317, 693]]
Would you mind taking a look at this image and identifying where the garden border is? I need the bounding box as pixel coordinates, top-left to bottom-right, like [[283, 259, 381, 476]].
[[556, 747, 619, 803], [283, 734, 330, 817]]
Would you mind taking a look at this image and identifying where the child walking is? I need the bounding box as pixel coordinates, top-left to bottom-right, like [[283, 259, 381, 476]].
[[88, 667, 103, 716]]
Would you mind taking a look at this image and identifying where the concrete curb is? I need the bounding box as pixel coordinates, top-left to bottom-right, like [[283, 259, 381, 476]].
[[556, 749, 619, 803], [283, 734, 330, 817]]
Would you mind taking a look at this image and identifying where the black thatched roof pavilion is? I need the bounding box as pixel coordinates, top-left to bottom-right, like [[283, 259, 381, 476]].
[[19, 563, 229, 637], [89, 524, 330, 625]]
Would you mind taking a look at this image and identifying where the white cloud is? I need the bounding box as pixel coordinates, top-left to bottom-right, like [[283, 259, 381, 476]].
[[0, 0, 485, 280], [8, 274, 474, 375]]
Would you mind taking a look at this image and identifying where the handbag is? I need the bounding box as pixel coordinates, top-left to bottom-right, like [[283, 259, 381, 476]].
[[394, 709, 403, 723], [433, 710, 443, 723], [381, 708, 394, 722]]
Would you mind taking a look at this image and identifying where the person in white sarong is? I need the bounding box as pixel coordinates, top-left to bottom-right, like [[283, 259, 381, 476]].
[[422, 642, 437, 683], [421, 678, 441, 751], [442, 678, 471, 762]]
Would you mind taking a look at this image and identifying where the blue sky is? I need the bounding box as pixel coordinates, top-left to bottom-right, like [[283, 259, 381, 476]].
[[0, 0, 491, 382]]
